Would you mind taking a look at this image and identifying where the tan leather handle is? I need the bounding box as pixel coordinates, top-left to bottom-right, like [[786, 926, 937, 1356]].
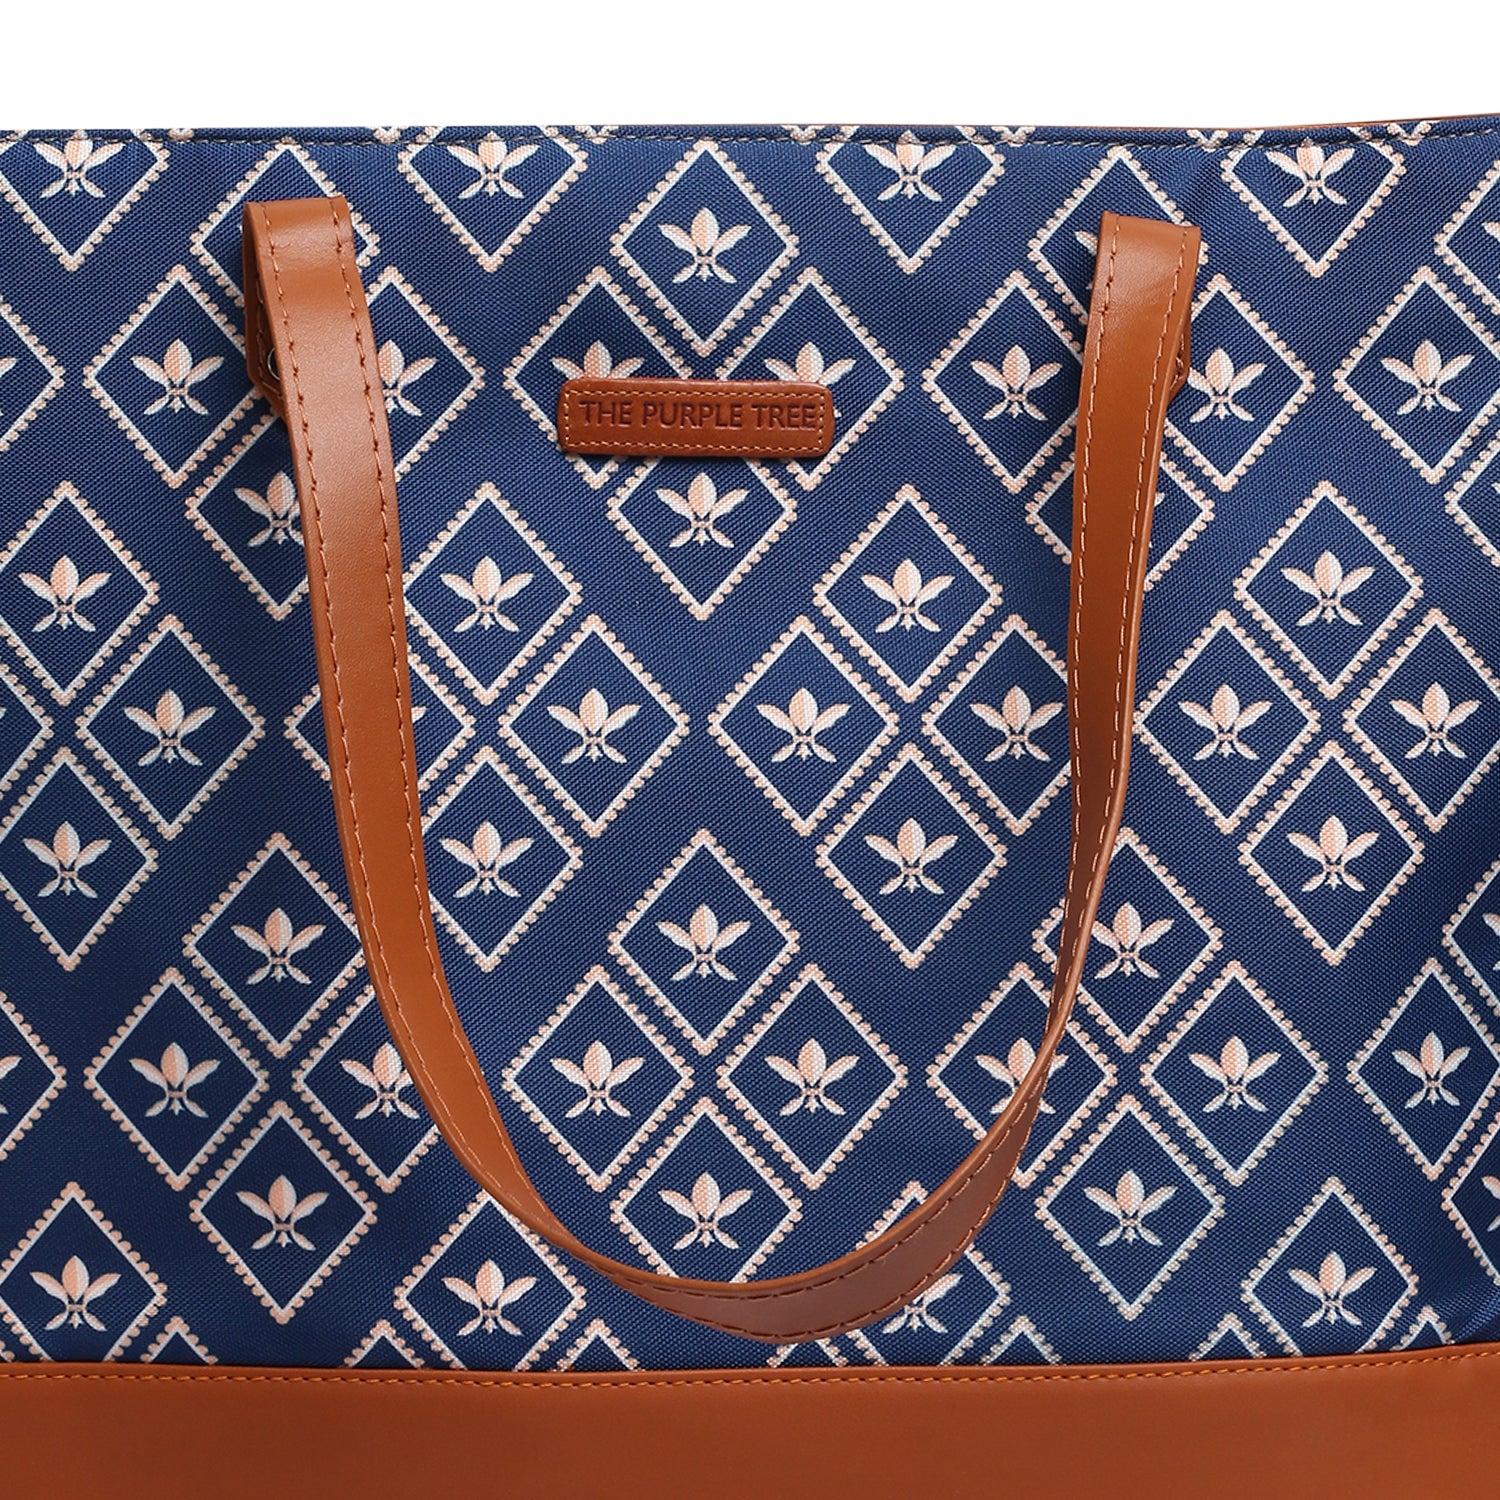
[[241, 198, 1198, 1342]]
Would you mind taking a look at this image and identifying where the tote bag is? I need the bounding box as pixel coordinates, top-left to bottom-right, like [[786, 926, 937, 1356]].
[[0, 118, 1497, 1497]]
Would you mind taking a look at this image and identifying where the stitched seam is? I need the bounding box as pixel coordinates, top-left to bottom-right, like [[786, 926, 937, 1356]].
[[25, 122, 1500, 152], [3, 1347, 1495, 1387]]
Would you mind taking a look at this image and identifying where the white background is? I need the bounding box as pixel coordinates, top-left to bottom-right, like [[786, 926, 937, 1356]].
[[2, 0, 1495, 130]]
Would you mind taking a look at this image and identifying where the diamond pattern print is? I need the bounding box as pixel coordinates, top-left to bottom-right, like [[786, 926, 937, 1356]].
[[1028, 146, 1193, 320], [0, 748, 156, 969], [1443, 854, 1500, 1015], [1344, 607, 1500, 832], [184, 833, 362, 1057], [923, 271, 1081, 493], [396, 1193, 584, 1370], [610, 829, 798, 1055], [84, 264, 256, 489], [501, 615, 689, 838], [611, 1097, 800, 1282], [405, 484, 582, 706], [1037, 1095, 1225, 1321], [185, 419, 308, 620], [0, 132, 169, 270], [292, 988, 439, 1195], [365, 267, 484, 478], [1166, 274, 1313, 492], [1222, 139, 1404, 277], [1240, 741, 1424, 965], [0, 482, 157, 706], [1236, 481, 1422, 699], [927, 960, 1114, 1187], [814, 485, 1001, 704], [1336, 266, 1500, 484], [1136, 608, 1320, 834], [1348, 959, 1500, 1180], [0, 1182, 165, 1360], [816, 129, 1004, 274], [9, 122, 1500, 1374], [1034, 827, 1221, 1052], [505, 265, 688, 489], [502, 966, 692, 1190], [1142, 961, 1326, 1186], [922, 613, 1070, 835], [0, 291, 63, 457], [818, 743, 1005, 968], [716, 267, 903, 493], [612, 139, 797, 356], [190, 1101, 375, 1325], [76, 614, 264, 840], [398, 128, 586, 273], [1436, 155, 1500, 317], [1243, 1177, 1416, 1355], [422, 748, 583, 971], [718, 963, 906, 1189], [710, 614, 898, 834], [608, 462, 794, 621], [85, 968, 266, 1191]]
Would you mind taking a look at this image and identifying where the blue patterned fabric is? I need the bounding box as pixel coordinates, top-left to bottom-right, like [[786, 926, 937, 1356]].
[[2, 120, 1500, 1373]]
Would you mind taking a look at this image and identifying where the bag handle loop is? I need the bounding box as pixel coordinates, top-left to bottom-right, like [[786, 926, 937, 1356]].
[[241, 197, 1198, 1342]]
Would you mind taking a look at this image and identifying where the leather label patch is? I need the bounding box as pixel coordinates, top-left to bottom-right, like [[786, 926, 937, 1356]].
[[557, 378, 834, 458]]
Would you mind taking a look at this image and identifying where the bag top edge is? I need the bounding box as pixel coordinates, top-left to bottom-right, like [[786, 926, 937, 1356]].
[[6, 115, 1500, 154]]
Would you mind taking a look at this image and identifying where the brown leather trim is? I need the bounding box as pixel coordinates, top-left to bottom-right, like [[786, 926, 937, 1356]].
[[557, 377, 834, 457], [241, 198, 1198, 1340], [3, 1346, 1496, 1499]]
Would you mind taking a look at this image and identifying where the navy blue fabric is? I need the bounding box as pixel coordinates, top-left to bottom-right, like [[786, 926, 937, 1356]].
[[1, 121, 1499, 1372]]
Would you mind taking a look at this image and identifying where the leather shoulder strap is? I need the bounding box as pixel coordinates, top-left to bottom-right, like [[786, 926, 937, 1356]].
[[242, 198, 1197, 1342]]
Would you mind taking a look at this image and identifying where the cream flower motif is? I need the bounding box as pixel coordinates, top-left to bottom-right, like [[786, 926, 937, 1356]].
[[18, 556, 110, 632], [1265, 141, 1356, 206], [757, 688, 850, 763], [861, 559, 953, 633], [130, 1043, 219, 1118], [441, 559, 533, 632], [24, 822, 111, 898], [30, 1256, 119, 1330], [1281, 551, 1373, 627], [1381, 340, 1472, 415], [1083, 1170, 1176, 1247], [1186, 348, 1265, 423], [657, 474, 748, 548], [1287, 816, 1378, 892], [1179, 684, 1271, 760], [342, 1042, 420, 1119], [378, 341, 437, 418], [863, 133, 958, 202], [34, 134, 123, 198], [447, 135, 539, 198], [1188, 1037, 1279, 1112], [658, 1172, 753, 1250], [551, 341, 645, 382], [132, 340, 223, 416], [552, 1040, 643, 1118], [656, 904, 750, 981], [765, 1039, 858, 1115], [659, 207, 751, 284], [864, 817, 958, 895], [235, 1175, 328, 1251], [443, 1261, 536, 1336], [235, 472, 301, 547], [976, 1037, 1065, 1115], [1390, 683, 1479, 758], [971, 347, 1062, 420], [548, 688, 640, 764], [1391, 1033, 1469, 1108], [122, 689, 216, 767], [1091, 903, 1174, 980], [970, 687, 1062, 761], [1288, 1251, 1375, 1327], [439, 822, 533, 899], [232, 908, 325, 984]]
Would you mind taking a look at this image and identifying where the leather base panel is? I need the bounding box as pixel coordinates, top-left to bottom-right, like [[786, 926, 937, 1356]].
[[1, 1346, 1496, 1499]]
